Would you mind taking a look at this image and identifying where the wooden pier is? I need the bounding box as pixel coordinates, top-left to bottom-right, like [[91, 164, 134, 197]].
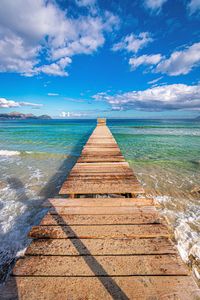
[[1, 118, 200, 299]]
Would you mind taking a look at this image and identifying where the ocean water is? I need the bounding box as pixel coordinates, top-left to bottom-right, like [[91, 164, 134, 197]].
[[0, 119, 200, 280]]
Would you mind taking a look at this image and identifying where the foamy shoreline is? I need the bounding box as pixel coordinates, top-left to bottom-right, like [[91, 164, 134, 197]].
[[0, 150, 21, 156]]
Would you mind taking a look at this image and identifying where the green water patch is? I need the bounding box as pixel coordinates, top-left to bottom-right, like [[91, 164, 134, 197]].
[[20, 151, 72, 159], [128, 158, 200, 174]]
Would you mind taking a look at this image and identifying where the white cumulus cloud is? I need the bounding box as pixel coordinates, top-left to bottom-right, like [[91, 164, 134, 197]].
[[0, 0, 119, 77], [92, 84, 200, 111], [129, 54, 163, 70], [112, 32, 153, 53], [144, 0, 167, 12], [0, 98, 42, 108], [124, 41, 200, 76], [188, 0, 200, 14], [156, 42, 200, 76]]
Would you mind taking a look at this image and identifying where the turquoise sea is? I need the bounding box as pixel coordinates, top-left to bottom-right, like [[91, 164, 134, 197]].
[[0, 119, 200, 280]]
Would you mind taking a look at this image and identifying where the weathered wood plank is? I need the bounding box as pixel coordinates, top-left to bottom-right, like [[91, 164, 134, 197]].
[[43, 197, 156, 207], [69, 170, 135, 175], [69, 168, 133, 174], [87, 138, 116, 142], [80, 153, 123, 157], [65, 173, 138, 178], [39, 212, 163, 225], [13, 254, 188, 276], [74, 162, 130, 167], [59, 182, 145, 194], [26, 237, 176, 256], [84, 144, 118, 148], [70, 164, 134, 170], [2, 276, 200, 300], [78, 156, 125, 162], [83, 145, 119, 149], [49, 206, 156, 215], [68, 172, 135, 177], [28, 224, 170, 239], [82, 150, 122, 154]]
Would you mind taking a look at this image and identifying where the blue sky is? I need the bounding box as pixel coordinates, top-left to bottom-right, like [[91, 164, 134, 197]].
[[0, 0, 200, 118]]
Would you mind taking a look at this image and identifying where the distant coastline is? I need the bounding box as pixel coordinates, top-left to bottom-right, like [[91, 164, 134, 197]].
[[0, 112, 51, 120], [0, 112, 199, 121]]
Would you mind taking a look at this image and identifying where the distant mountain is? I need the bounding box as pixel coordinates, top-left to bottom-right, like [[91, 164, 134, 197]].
[[0, 112, 51, 120]]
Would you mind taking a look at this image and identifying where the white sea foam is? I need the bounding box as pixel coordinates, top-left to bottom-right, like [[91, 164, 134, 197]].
[[0, 150, 21, 156], [154, 195, 200, 279], [154, 195, 172, 204], [0, 195, 46, 281]]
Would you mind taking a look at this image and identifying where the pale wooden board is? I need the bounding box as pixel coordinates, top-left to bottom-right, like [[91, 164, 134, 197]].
[[70, 170, 135, 175], [59, 183, 145, 194], [87, 138, 116, 142], [28, 224, 170, 239], [84, 144, 118, 147], [26, 237, 176, 256], [65, 178, 139, 184], [78, 156, 125, 162], [48, 206, 156, 215], [88, 136, 114, 139], [70, 168, 133, 173], [68, 171, 135, 175], [82, 149, 122, 153], [43, 197, 156, 207], [2, 276, 199, 300], [81, 152, 123, 156], [73, 162, 130, 167], [85, 144, 116, 146], [87, 135, 115, 138], [68, 163, 135, 174], [70, 169, 133, 173], [82, 151, 122, 155], [66, 174, 136, 179], [82, 152, 121, 155], [86, 142, 117, 145], [78, 149, 125, 156], [39, 212, 163, 225], [13, 254, 188, 276], [70, 164, 133, 172]]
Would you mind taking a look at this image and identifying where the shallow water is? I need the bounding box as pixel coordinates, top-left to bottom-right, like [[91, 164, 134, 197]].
[[0, 119, 200, 280]]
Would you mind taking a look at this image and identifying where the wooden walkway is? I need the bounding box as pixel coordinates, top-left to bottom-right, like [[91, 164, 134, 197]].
[[1, 118, 200, 299]]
